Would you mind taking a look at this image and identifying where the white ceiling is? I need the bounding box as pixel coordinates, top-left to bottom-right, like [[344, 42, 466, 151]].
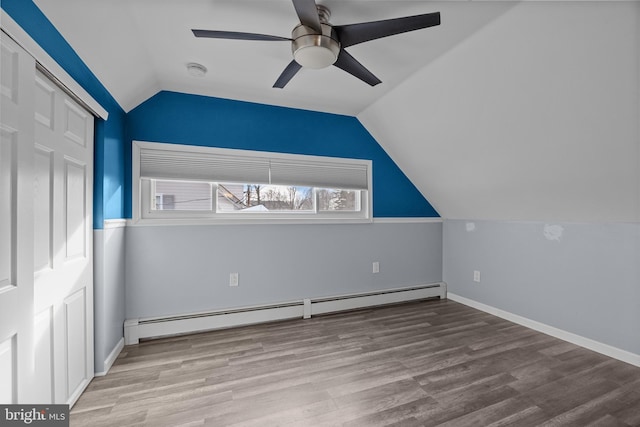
[[360, 1, 640, 222], [32, 0, 513, 115]]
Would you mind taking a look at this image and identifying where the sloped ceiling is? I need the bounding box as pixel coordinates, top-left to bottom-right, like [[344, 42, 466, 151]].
[[30, 0, 640, 222], [360, 1, 640, 222], [32, 0, 515, 115]]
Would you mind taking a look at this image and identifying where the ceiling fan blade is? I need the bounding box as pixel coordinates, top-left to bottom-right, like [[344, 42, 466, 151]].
[[273, 60, 303, 88], [291, 0, 322, 33], [334, 12, 440, 48], [192, 29, 291, 42], [333, 49, 381, 86]]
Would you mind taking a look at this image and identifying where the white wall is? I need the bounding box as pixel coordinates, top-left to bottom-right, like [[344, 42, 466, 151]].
[[359, 1, 639, 222], [93, 221, 126, 373], [125, 221, 442, 319], [360, 2, 640, 362]]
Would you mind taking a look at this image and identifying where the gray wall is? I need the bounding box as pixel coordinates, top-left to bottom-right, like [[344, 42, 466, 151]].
[[443, 219, 640, 355], [94, 223, 126, 371], [125, 221, 443, 319]]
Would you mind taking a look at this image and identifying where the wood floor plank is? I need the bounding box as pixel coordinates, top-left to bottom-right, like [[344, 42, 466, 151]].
[[70, 299, 640, 426], [204, 383, 332, 426], [341, 397, 440, 427], [224, 399, 339, 427], [433, 396, 538, 427], [483, 405, 550, 427]]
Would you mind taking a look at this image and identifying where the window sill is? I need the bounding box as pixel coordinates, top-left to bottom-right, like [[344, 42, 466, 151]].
[[128, 216, 374, 227]]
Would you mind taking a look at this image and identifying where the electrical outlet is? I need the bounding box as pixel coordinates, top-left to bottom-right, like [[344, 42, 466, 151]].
[[473, 270, 481, 283], [229, 272, 239, 287], [372, 261, 380, 274]]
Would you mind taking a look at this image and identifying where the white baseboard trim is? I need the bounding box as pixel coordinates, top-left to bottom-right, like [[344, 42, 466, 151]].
[[95, 337, 125, 376], [447, 292, 640, 368], [125, 283, 445, 345], [67, 378, 92, 408]]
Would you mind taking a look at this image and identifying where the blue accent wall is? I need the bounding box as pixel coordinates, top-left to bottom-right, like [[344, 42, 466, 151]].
[[2, 0, 127, 229], [126, 91, 438, 217], [2, 0, 438, 377], [2, 1, 438, 219]]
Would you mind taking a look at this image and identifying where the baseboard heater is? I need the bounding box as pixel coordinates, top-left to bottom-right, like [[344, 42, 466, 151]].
[[124, 282, 446, 345]]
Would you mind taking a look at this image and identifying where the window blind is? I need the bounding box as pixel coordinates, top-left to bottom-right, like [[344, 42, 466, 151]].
[[137, 143, 370, 190], [269, 159, 368, 190], [139, 147, 271, 184]]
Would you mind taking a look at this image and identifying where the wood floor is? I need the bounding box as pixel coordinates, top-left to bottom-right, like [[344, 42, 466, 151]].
[[71, 299, 640, 426]]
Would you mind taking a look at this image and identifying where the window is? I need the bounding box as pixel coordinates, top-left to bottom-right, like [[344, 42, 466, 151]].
[[133, 141, 372, 223], [216, 184, 314, 213], [154, 180, 212, 211]]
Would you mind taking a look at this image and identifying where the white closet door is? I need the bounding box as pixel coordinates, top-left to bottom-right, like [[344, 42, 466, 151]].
[[0, 32, 94, 406], [0, 31, 36, 405], [33, 68, 94, 405]]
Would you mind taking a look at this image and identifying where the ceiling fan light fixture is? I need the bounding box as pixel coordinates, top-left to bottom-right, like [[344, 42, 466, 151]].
[[293, 43, 339, 68], [291, 24, 340, 69], [186, 62, 207, 77]]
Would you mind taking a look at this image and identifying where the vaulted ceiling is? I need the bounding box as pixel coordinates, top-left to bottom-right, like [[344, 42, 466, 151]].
[[32, 0, 514, 115], [359, 2, 639, 222], [32, 0, 640, 222]]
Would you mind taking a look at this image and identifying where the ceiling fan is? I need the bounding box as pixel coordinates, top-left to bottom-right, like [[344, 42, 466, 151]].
[[192, 0, 440, 88]]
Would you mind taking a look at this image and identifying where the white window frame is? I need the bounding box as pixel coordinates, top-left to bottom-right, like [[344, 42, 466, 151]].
[[132, 141, 373, 225]]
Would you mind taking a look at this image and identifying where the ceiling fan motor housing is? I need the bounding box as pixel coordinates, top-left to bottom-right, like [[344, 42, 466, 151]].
[[291, 23, 340, 69]]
